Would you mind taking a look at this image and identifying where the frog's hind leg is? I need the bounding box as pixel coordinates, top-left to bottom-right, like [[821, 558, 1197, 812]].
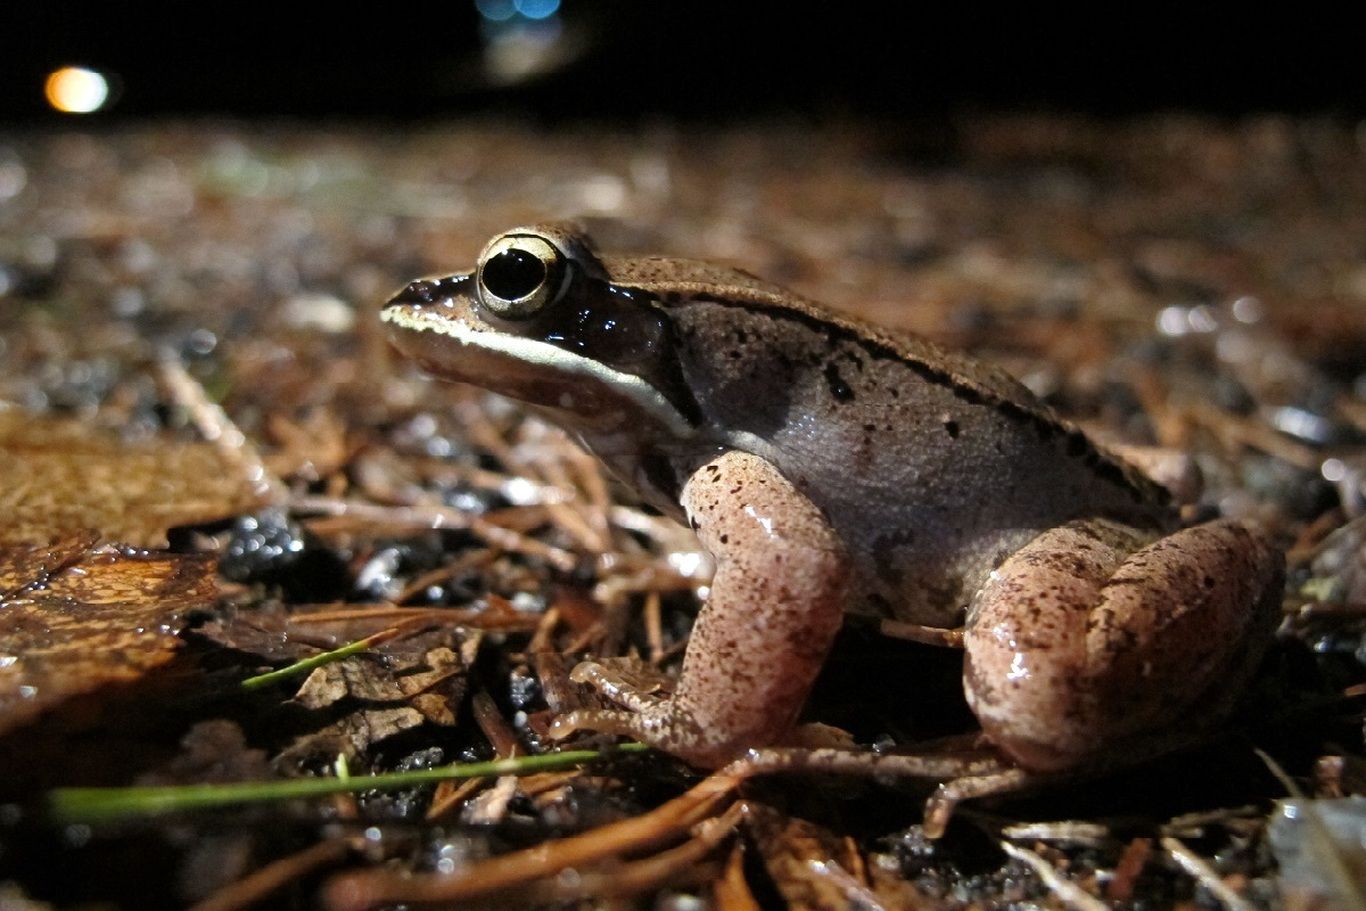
[[964, 517, 1284, 774]]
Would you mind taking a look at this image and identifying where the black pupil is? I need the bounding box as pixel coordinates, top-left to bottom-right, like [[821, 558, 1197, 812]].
[[483, 248, 547, 301]]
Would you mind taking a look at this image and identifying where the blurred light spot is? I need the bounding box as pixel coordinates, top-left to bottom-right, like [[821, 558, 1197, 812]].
[[668, 550, 709, 579], [1231, 295, 1263, 324], [1321, 457, 1347, 483], [1156, 305, 1189, 336], [1156, 303, 1220, 337], [1270, 406, 1332, 445], [0, 158, 26, 201], [185, 328, 219, 356], [515, 0, 560, 19], [1215, 330, 1256, 365], [45, 66, 110, 114], [501, 476, 541, 505], [23, 235, 58, 270], [475, 0, 517, 21], [1186, 304, 1218, 333], [484, 18, 566, 84], [575, 173, 627, 213], [280, 293, 355, 333], [110, 287, 146, 318], [478, 0, 570, 85]]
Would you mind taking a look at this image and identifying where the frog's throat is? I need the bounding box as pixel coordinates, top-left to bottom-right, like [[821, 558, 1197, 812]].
[[382, 306, 697, 439]]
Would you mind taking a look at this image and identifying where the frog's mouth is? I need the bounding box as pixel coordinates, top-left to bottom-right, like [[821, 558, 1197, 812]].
[[382, 300, 697, 439]]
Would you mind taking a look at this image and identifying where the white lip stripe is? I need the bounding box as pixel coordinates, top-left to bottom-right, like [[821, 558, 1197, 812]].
[[382, 306, 695, 438]]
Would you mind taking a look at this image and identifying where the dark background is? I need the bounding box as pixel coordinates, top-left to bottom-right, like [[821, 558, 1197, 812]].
[[4, 3, 1363, 121]]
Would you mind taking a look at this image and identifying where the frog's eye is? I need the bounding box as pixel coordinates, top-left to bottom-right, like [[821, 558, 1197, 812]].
[[476, 234, 569, 319]]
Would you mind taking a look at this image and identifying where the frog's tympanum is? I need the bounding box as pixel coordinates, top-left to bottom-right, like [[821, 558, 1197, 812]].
[[383, 224, 1283, 822]]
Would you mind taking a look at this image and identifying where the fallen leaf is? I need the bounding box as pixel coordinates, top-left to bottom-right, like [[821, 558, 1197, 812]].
[[283, 628, 474, 761], [397, 647, 465, 726], [0, 532, 217, 735], [0, 409, 269, 548], [282, 705, 427, 766]]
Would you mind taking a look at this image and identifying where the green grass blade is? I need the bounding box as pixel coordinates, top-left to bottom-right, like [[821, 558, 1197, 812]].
[[49, 743, 648, 824]]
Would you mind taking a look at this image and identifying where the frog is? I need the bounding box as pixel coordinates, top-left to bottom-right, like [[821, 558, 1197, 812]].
[[382, 223, 1284, 826]]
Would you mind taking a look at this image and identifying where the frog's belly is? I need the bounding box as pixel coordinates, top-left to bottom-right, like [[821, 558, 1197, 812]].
[[842, 522, 1044, 627]]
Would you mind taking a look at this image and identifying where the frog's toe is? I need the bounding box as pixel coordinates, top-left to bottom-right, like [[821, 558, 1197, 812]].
[[567, 658, 672, 713], [552, 700, 743, 768], [547, 708, 649, 743]]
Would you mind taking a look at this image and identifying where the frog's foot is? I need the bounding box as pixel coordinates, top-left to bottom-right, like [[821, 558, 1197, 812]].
[[965, 517, 1284, 772], [548, 693, 720, 764], [567, 658, 673, 712], [724, 744, 1031, 838], [547, 658, 680, 746]]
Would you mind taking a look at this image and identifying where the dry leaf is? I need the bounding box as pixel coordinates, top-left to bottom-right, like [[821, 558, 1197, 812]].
[[195, 609, 327, 667], [283, 706, 428, 764], [0, 409, 268, 548], [397, 647, 464, 726], [284, 629, 473, 761], [0, 532, 217, 735]]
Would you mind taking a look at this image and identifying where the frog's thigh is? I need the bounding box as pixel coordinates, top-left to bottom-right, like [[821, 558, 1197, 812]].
[[964, 519, 1283, 772]]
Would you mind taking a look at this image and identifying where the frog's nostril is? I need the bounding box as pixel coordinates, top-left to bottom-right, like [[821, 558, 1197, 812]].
[[388, 274, 472, 307], [395, 279, 438, 304]]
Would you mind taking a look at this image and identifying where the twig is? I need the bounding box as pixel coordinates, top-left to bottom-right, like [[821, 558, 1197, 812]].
[[714, 840, 762, 911], [156, 356, 287, 504], [187, 838, 351, 911], [1185, 401, 1320, 470], [1160, 837, 1256, 911], [322, 766, 742, 910], [393, 549, 494, 604], [1001, 821, 1113, 847], [1254, 747, 1304, 798], [291, 495, 578, 571], [645, 591, 665, 664], [1000, 842, 1108, 911], [510, 798, 741, 902]]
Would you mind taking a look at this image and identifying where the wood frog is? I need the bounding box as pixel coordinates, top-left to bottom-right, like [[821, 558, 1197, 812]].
[[383, 224, 1283, 828]]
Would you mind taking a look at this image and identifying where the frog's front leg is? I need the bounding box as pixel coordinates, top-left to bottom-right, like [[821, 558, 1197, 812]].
[[552, 449, 850, 767], [965, 517, 1284, 772]]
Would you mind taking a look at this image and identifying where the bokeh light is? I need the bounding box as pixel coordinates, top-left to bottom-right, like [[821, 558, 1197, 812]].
[[515, 0, 560, 20], [44, 66, 110, 114], [477, 0, 560, 23]]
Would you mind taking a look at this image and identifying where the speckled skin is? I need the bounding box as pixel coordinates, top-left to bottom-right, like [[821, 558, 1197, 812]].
[[565, 449, 850, 766], [965, 519, 1282, 770], [382, 224, 1284, 772]]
